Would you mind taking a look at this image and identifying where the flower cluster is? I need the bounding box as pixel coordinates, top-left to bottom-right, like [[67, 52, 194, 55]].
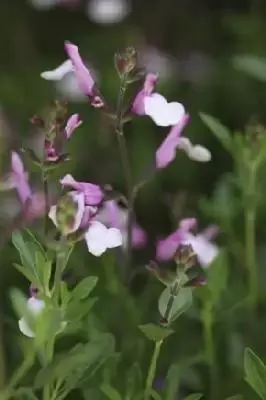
[[39, 41, 216, 263], [13, 42, 219, 343], [49, 175, 123, 256]]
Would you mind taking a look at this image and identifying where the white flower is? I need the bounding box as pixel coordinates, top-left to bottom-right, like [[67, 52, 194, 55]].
[[86, 0, 130, 25], [41, 60, 74, 81], [18, 297, 45, 338], [178, 137, 211, 162], [144, 93, 185, 127], [55, 73, 86, 102], [184, 232, 218, 267], [84, 221, 122, 256]]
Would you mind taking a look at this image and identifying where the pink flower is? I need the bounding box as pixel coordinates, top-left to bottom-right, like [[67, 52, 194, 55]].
[[64, 42, 104, 107], [11, 152, 45, 221], [156, 219, 219, 267], [44, 114, 82, 162], [60, 174, 104, 206], [132, 73, 158, 115], [156, 218, 197, 261], [183, 230, 219, 267], [49, 194, 122, 256], [65, 113, 83, 139], [156, 114, 211, 169], [132, 73, 185, 127], [11, 152, 31, 204], [96, 200, 147, 248]]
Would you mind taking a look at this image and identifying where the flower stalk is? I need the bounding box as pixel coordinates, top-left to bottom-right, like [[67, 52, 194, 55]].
[[115, 70, 134, 276]]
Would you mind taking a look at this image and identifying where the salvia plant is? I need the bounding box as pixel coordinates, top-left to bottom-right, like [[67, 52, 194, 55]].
[[1, 42, 266, 400]]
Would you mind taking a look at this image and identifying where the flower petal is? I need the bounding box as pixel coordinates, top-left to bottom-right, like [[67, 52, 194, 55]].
[[65, 113, 82, 139], [64, 42, 95, 96], [11, 152, 31, 204], [184, 233, 218, 267], [178, 138, 211, 162], [27, 297, 45, 315], [165, 102, 186, 126], [156, 114, 189, 169], [132, 74, 158, 115], [69, 191, 85, 233], [144, 93, 185, 127], [84, 221, 122, 256], [84, 221, 109, 256], [156, 229, 184, 261], [41, 60, 74, 81], [48, 205, 58, 227], [18, 317, 35, 338], [60, 174, 104, 206], [189, 145, 211, 162], [179, 218, 197, 232], [106, 227, 123, 248], [178, 137, 193, 154]]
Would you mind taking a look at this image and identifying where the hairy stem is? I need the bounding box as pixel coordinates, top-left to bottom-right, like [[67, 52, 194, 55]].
[[115, 73, 134, 275]]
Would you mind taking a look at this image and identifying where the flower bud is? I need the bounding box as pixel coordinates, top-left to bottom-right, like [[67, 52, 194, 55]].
[[175, 244, 197, 270], [55, 193, 80, 236], [114, 47, 137, 76]]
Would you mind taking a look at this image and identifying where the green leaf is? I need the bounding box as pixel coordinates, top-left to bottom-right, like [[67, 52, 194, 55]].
[[10, 288, 35, 333], [225, 396, 243, 400], [100, 383, 122, 400], [244, 348, 266, 399], [139, 324, 174, 341], [158, 287, 193, 323], [35, 307, 63, 345], [12, 231, 48, 288], [183, 394, 203, 400], [66, 297, 98, 322], [35, 251, 52, 294], [233, 55, 266, 81], [150, 390, 163, 400], [207, 250, 228, 305], [13, 264, 39, 286], [12, 387, 39, 400], [60, 281, 71, 304], [71, 276, 98, 301], [199, 113, 232, 152], [35, 334, 115, 392], [12, 231, 35, 271], [10, 288, 29, 319], [24, 229, 45, 256], [164, 364, 180, 400], [82, 389, 105, 400]]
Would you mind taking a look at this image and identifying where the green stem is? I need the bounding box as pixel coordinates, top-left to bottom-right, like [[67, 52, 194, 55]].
[[0, 313, 6, 391], [53, 236, 68, 305], [0, 350, 34, 400], [202, 303, 216, 399], [245, 208, 257, 310], [115, 73, 134, 276], [42, 170, 49, 237], [144, 340, 163, 400], [144, 281, 180, 400], [244, 166, 258, 315]]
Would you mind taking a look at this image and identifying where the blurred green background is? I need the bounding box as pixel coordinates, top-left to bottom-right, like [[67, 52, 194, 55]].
[[1, 0, 266, 398]]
